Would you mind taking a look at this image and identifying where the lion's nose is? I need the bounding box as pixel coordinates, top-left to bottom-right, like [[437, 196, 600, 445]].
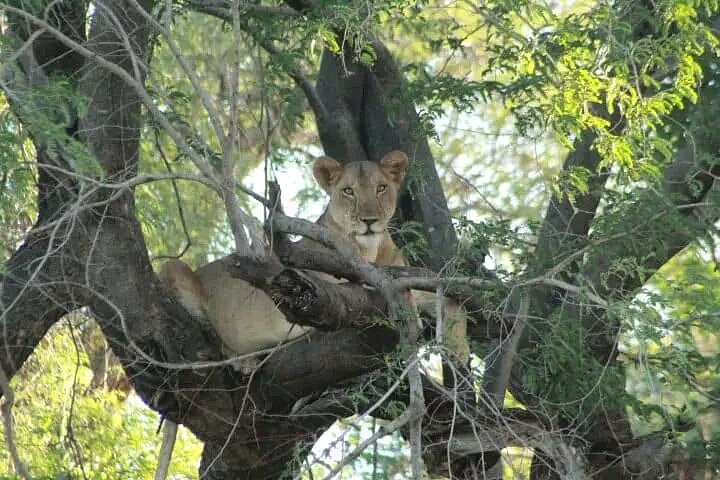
[[361, 218, 379, 233]]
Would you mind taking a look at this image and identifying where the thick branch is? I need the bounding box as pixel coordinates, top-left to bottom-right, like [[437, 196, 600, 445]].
[[5, 0, 88, 80], [187, 1, 300, 19], [270, 269, 389, 329]]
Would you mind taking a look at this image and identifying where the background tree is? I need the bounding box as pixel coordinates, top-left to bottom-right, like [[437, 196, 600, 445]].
[[0, 1, 719, 479]]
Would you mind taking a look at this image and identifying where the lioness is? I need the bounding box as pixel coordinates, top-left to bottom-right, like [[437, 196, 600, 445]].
[[159, 151, 469, 363]]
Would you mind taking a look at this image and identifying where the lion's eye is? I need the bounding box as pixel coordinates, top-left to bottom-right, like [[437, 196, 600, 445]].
[[342, 187, 354, 196], [377, 184, 387, 194]]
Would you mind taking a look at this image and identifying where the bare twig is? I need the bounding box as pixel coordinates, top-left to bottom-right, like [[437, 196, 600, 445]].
[[435, 285, 444, 345], [153, 130, 193, 260], [126, 0, 264, 256], [126, 0, 226, 153], [406, 328, 425, 480], [66, 321, 90, 480], [1, 3, 266, 257], [194, 2, 329, 121], [540, 278, 607, 307], [394, 273, 607, 306]]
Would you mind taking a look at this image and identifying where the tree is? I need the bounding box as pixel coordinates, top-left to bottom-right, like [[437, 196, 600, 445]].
[[0, 0, 719, 479]]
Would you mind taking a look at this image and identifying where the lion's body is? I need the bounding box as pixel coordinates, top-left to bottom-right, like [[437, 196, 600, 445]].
[[198, 260, 309, 354], [159, 151, 469, 363]]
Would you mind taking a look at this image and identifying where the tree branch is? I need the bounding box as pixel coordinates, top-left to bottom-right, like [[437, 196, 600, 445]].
[[186, 1, 301, 19], [270, 269, 389, 329]]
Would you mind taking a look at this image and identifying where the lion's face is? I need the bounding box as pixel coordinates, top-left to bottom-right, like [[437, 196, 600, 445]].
[[313, 151, 408, 253]]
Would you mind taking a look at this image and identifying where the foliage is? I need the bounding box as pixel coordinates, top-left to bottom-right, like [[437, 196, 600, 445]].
[[520, 309, 628, 427], [0, 316, 202, 479], [0, 96, 36, 259], [623, 249, 720, 468], [475, 0, 718, 175]]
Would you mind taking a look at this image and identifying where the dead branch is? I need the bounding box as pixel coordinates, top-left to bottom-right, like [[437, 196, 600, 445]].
[[154, 420, 177, 480]]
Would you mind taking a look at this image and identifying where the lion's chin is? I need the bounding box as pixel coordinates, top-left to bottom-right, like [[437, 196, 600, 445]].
[[354, 232, 383, 252]]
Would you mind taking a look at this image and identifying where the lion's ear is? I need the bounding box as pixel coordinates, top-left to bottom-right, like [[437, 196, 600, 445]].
[[313, 156, 344, 192], [380, 151, 409, 184]]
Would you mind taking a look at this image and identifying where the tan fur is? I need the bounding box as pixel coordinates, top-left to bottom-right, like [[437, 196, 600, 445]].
[[159, 151, 469, 365], [313, 152, 407, 263], [157, 260, 208, 321], [413, 291, 470, 364]]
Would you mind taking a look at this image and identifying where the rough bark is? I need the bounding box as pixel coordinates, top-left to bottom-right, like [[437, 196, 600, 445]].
[[271, 269, 389, 329]]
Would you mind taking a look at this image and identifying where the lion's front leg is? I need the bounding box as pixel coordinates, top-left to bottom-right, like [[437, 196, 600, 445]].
[[412, 290, 470, 367]]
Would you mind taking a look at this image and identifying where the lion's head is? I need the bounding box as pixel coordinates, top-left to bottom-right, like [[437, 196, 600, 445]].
[[313, 151, 408, 257]]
